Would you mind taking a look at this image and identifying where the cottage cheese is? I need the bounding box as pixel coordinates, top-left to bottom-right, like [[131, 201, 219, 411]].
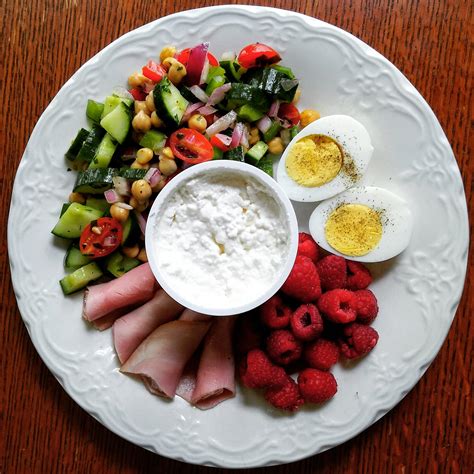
[[153, 170, 291, 310]]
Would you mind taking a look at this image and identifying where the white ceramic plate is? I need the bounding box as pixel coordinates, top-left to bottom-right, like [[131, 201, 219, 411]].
[[8, 5, 468, 468]]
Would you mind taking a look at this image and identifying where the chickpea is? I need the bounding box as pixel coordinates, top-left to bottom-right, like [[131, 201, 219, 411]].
[[292, 87, 302, 104], [162, 57, 178, 71], [150, 111, 164, 128], [131, 179, 152, 201], [132, 110, 152, 133], [159, 158, 178, 176], [68, 192, 85, 204], [161, 146, 174, 160], [134, 101, 148, 115], [136, 147, 154, 164], [110, 204, 129, 223], [300, 109, 320, 128], [129, 197, 149, 212], [168, 62, 187, 85], [122, 244, 140, 259], [248, 127, 260, 145], [188, 114, 207, 133], [137, 248, 148, 263], [130, 160, 150, 170], [145, 92, 156, 112], [151, 177, 167, 192], [128, 72, 148, 88], [159, 45, 177, 63], [267, 137, 284, 154]]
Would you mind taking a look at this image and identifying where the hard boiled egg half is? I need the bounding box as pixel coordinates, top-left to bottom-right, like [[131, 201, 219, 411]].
[[309, 186, 414, 262], [277, 115, 374, 202]]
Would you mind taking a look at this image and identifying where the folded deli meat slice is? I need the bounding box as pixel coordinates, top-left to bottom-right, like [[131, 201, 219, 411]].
[[113, 290, 184, 364], [83, 263, 157, 322], [89, 306, 136, 331], [191, 316, 237, 409], [121, 314, 211, 398]]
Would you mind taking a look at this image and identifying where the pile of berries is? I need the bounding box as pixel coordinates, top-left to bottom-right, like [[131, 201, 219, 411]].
[[237, 233, 380, 412]]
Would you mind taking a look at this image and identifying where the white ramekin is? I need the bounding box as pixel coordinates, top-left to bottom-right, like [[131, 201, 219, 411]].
[[145, 160, 298, 316]]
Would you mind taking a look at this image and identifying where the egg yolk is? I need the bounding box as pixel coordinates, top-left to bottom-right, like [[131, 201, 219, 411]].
[[325, 204, 383, 256], [286, 135, 343, 187]]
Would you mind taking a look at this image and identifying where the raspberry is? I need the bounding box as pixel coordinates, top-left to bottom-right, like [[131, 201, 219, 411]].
[[266, 329, 303, 366], [239, 349, 287, 388], [264, 376, 304, 411], [260, 294, 291, 329], [290, 304, 324, 341], [297, 232, 319, 262], [317, 289, 357, 324], [281, 255, 322, 303], [305, 339, 339, 370], [346, 261, 372, 290], [298, 368, 337, 404], [339, 323, 379, 359], [316, 255, 347, 290], [354, 289, 379, 324]]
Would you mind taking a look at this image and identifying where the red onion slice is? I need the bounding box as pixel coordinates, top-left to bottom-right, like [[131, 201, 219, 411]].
[[278, 117, 292, 129], [240, 126, 250, 148], [134, 210, 147, 235], [186, 42, 209, 86], [221, 51, 236, 61], [268, 100, 280, 118], [112, 176, 130, 196], [104, 189, 120, 204], [215, 133, 232, 147], [181, 102, 204, 123], [199, 58, 210, 85], [197, 104, 217, 115], [112, 86, 135, 101], [230, 122, 244, 148], [115, 202, 134, 210], [207, 83, 231, 105], [189, 85, 210, 103], [144, 167, 161, 184], [281, 78, 299, 91], [205, 110, 238, 137], [257, 115, 272, 133]]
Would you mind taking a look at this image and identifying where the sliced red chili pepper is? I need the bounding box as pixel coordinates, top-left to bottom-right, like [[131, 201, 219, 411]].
[[129, 88, 147, 101]]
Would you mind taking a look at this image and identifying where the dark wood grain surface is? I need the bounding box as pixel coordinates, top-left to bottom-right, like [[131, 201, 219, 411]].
[[1, 0, 472, 472]]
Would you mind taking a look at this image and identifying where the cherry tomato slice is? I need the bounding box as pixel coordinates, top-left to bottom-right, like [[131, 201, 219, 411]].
[[170, 128, 214, 164], [210, 134, 231, 152], [237, 43, 281, 69], [175, 48, 219, 67], [79, 217, 123, 258], [142, 60, 166, 82], [278, 103, 300, 125]]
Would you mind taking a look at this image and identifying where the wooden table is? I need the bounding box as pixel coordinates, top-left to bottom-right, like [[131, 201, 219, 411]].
[[2, 1, 472, 472]]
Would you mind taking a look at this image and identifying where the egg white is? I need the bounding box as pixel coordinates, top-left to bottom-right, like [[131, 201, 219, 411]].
[[309, 186, 414, 262], [277, 115, 374, 202]]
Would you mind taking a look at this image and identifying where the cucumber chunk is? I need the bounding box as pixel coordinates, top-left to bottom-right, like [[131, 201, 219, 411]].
[[100, 102, 131, 144], [101, 95, 133, 118], [227, 84, 270, 111], [212, 146, 224, 160], [153, 77, 189, 128], [60, 262, 103, 295], [89, 133, 117, 169], [86, 100, 105, 123], [257, 154, 275, 177], [246, 141, 269, 165], [73, 168, 116, 194], [237, 104, 264, 122], [64, 244, 91, 270], [85, 197, 110, 214], [263, 120, 282, 142], [76, 126, 106, 162], [205, 75, 226, 95], [224, 146, 245, 161], [219, 60, 246, 81], [52, 203, 103, 239], [139, 130, 166, 153], [118, 168, 148, 180], [65, 128, 89, 161], [105, 252, 140, 278]]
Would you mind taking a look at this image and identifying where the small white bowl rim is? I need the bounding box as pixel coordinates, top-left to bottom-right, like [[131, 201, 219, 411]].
[[145, 160, 298, 316]]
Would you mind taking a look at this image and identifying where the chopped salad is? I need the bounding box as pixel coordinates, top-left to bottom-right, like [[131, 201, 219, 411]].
[[54, 42, 321, 295]]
